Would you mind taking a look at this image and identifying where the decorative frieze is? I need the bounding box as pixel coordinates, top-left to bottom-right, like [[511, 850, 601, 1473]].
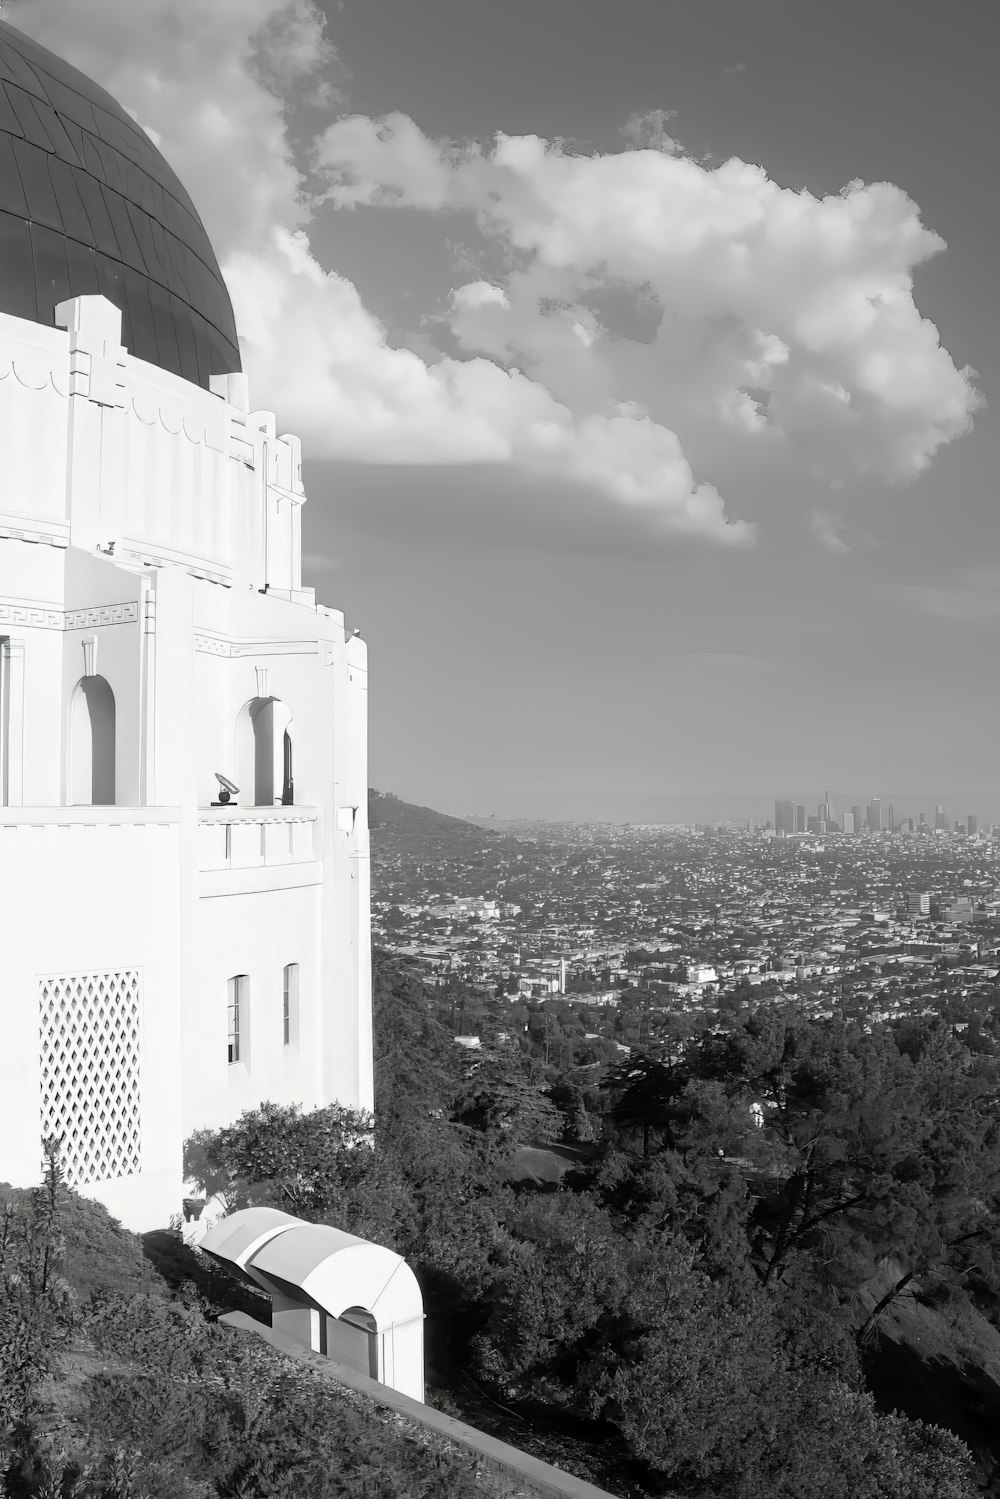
[[0, 600, 139, 631], [194, 634, 321, 659]]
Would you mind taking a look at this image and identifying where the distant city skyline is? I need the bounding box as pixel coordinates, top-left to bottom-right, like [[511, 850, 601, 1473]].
[[449, 788, 1000, 828]]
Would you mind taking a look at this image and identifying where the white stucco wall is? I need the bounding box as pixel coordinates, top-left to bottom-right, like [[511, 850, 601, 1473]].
[[0, 295, 372, 1231]]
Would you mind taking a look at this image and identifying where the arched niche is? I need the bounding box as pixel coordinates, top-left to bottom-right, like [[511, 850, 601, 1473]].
[[236, 696, 294, 807], [69, 675, 116, 806]]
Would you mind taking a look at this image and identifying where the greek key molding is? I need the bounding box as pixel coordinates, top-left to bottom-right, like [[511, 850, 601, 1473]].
[[64, 603, 139, 631], [0, 600, 139, 632]]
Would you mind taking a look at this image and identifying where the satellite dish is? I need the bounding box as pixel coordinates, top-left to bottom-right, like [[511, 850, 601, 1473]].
[[215, 771, 239, 804]]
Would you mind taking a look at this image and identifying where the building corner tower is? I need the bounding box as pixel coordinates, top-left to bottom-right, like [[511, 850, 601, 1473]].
[[0, 20, 372, 1230]]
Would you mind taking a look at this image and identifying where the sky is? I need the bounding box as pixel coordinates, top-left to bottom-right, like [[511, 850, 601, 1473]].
[[9, 0, 1000, 822]]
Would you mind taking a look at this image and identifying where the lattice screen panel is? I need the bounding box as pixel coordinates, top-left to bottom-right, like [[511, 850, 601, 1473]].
[[38, 970, 142, 1186]]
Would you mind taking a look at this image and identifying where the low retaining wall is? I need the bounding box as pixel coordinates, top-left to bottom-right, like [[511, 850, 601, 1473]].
[[219, 1311, 622, 1499]]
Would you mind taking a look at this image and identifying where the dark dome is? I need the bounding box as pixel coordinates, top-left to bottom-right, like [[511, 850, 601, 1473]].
[[0, 21, 240, 388]]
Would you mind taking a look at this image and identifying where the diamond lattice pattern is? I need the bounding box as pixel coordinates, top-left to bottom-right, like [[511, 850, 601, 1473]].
[[39, 970, 142, 1186]]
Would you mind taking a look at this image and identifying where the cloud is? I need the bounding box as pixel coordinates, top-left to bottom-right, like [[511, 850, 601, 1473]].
[[809, 508, 851, 555], [8, 3, 980, 550], [621, 109, 684, 154], [722, 62, 747, 75], [319, 115, 982, 491], [9, 0, 754, 546]]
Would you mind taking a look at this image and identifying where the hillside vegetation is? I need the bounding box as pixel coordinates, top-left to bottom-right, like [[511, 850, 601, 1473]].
[[0, 1150, 524, 1498], [369, 788, 497, 845], [7, 954, 1000, 1496], [182, 956, 1000, 1499]]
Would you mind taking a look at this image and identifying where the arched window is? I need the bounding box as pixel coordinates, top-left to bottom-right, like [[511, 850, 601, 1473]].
[[236, 697, 294, 807], [69, 675, 116, 805], [282, 728, 294, 806]]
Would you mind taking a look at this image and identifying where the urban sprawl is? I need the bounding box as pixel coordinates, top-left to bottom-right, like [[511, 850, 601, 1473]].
[[372, 799, 1000, 1048]]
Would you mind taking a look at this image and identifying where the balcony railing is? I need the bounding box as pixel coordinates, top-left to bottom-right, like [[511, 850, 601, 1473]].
[[197, 806, 318, 872]]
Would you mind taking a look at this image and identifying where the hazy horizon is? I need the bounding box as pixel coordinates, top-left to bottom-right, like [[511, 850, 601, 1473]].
[[381, 783, 1000, 829]]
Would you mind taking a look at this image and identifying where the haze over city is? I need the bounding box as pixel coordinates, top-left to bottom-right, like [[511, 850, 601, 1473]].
[[13, 0, 996, 821]]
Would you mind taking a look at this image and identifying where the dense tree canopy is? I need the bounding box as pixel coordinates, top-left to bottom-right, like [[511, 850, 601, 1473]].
[[180, 956, 1000, 1497]]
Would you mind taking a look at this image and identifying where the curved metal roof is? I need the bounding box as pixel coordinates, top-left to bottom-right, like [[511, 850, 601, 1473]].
[[202, 1208, 424, 1332], [0, 20, 240, 388]]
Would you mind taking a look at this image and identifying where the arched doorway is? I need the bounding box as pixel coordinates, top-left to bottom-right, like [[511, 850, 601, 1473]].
[[69, 675, 116, 805], [236, 697, 294, 806], [323, 1305, 378, 1376]]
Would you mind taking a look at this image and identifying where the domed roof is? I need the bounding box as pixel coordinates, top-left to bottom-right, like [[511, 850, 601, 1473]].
[[0, 20, 240, 388]]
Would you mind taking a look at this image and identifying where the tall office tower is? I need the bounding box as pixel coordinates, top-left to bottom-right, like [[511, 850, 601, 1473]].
[[934, 804, 947, 830], [968, 815, 978, 835], [0, 24, 372, 1230], [842, 811, 856, 835], [888, 803, 895, 831], [851, 805, 864, 833], [907, 892, 931, 915], [795, 805, 807, 833], [774, 800, 796, 836], [907, 818, 915, 833], [867, 798, 882, 832]]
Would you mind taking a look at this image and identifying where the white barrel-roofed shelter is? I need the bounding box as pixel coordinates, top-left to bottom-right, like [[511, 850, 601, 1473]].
[[201, 1209, 425, 1401]]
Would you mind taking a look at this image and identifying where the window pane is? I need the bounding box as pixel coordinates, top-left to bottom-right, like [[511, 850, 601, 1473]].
[[228, 975, 245, 1064], [282, 964, 298, 1047]]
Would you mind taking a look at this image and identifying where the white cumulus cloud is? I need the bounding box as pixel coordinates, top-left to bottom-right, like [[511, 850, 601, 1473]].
[[319, 116, 982, 487], [7, 2, 980, 548]]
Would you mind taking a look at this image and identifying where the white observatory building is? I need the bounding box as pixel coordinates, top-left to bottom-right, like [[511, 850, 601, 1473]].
[[0, 21, 372, 1230]]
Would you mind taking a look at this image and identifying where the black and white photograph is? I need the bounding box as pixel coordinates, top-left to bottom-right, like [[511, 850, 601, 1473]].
[[1, 1, 999, 1495]]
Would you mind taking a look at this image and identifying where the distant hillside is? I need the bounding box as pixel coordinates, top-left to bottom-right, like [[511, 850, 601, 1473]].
[[368, 790, 498, 842]]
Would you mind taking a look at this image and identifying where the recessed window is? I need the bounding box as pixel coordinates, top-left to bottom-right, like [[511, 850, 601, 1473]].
[[228, 974, 247, 1065], [282, 963, 298, 1047]]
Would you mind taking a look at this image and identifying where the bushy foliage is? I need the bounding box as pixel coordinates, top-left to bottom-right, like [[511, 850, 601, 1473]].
[[180, 958, 995, 1497], [0, 1138, 503, 1498]]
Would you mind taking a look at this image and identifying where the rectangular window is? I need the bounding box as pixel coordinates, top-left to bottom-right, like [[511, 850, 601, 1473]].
[[282, 963, 298, 1047], [228, 974, 247, 1065]]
